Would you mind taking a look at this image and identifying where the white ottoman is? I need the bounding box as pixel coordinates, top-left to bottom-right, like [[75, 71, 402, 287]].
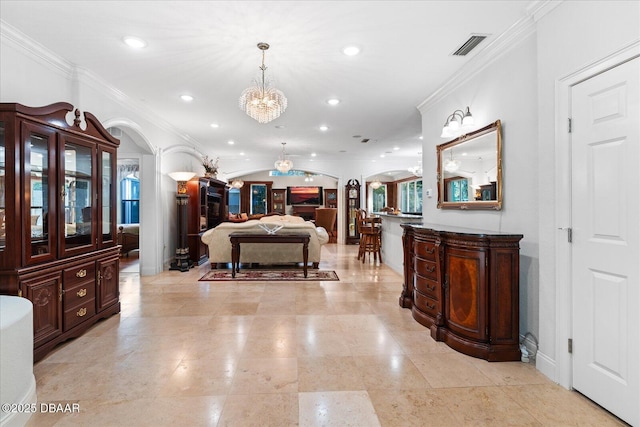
[[0, 295, 37, 427]]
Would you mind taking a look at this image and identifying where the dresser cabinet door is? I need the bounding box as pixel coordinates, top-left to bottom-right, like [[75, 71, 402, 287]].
[[22, 272, 62, 347], [97, 258, 119, 311], [444, 246, 488, 341]]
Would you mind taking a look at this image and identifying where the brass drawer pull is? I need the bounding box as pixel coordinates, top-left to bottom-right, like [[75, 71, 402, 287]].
[[426, 247, 435, 254], [427, 284, 436, 291], [76, 269, 87, 278], [425, 265, 435, 272], [426, 302, 435, 310], [77, 288, 87, 298], [77, 307, 87, 317]]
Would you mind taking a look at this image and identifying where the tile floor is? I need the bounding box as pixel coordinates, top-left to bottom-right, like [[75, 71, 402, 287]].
[[26, 245, 626, 426]]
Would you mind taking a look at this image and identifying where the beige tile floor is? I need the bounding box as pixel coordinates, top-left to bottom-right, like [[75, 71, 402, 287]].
[[27, 245, 626, 426]]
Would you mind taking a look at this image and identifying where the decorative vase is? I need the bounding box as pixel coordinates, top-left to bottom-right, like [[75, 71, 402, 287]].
[[205, 171, 217, 179]]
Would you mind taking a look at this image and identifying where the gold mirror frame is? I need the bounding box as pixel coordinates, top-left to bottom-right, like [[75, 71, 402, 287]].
[[436, 120, 502, 210]]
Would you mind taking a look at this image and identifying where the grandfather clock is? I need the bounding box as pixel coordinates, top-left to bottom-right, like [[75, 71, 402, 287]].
[[168, 172, 196, 272], [345, 179, 360, 245]]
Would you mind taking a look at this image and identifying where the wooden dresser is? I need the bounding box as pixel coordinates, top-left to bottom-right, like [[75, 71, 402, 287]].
[[400, 224, 523, 361]]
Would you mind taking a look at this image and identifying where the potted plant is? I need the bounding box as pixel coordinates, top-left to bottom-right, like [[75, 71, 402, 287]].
[[202, 155, 219, 178]]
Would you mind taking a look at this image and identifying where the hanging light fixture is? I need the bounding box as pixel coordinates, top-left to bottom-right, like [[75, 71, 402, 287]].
[[370, 180, 382, 189], [441, 106, 474, 138], [274, 142, 293, 173], [230, 179, 244, 189], [239, 42, 288, 124], [444, 149, 461, 173]]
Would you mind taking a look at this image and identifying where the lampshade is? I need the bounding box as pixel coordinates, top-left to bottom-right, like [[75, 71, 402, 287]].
[[274, 142, 293, 173], [168, 172, 196, 182], [168, 171, 195, 194], [239, 43, 288, 124]]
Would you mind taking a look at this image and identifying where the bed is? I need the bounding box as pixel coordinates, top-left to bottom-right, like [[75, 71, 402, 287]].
[[117, 223, 139, 256]]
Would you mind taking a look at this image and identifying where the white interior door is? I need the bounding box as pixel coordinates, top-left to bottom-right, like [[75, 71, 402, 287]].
[[571, 56, 639, 426]]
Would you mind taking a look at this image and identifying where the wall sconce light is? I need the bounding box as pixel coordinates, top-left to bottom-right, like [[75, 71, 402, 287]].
[[168, 171, 196, 272], [370, 180, 382, 189], [441, 106, 474, 138], [230, 179, 244, 189]]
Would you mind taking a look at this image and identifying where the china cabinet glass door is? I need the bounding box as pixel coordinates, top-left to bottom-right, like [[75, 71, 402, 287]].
[[100, 148, 115, 245], [0, 121, 5, 252], [60, 135, 96, 256], [24, 123, 57, 264]]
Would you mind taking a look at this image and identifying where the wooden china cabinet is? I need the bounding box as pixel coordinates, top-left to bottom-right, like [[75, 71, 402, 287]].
[[271, 188, 286, 214], [0, 102, 121, 362], [186, 177, 228, 265], [345, 179, 360, 244]]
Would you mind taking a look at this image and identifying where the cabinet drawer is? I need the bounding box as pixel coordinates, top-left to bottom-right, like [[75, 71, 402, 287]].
[[414, 241, 436, 261], [415, 258, 437, 280], [63, 262, 96, 287], [63, 280, 96, 309], [414, 275, 439, 300], [64, 298, 96, 330], [414, 290, 439, 319]]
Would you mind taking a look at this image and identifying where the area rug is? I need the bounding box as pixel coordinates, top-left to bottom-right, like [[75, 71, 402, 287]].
[[199, 269, 340, 282]]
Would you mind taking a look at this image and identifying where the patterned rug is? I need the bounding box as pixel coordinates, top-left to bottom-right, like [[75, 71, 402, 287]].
[[199, 269, 340, 282]]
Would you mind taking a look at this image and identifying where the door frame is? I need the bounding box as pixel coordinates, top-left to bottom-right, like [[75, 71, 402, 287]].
[[554, 40, 639, 390]]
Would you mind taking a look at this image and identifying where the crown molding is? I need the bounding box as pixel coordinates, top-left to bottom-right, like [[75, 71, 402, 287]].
[[417, 1, 560, 113], [1, 19, 203, 153]]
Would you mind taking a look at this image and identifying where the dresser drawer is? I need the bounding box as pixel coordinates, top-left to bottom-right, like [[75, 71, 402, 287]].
[[63, 262, 96, 287], [63, 298, 96, 330], [414, 290, 439, 319], [415, 258, 437, 280], [414, 275, 439, 300], [63, 280, 96, 309], [414, 240, 436, 261]]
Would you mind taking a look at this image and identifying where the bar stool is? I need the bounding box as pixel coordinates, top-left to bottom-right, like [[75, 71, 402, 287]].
[[357, 210, 382, 263]]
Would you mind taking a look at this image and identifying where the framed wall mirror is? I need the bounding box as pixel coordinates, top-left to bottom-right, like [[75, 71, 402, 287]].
[[436, 120, 502, 210]]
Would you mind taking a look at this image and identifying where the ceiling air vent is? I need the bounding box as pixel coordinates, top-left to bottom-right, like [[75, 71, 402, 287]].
[[360, 138, 370, 143], [452, 34, 488, 56]]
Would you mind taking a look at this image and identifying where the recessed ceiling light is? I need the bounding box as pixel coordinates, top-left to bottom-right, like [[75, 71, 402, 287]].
[[393, 146, 400, 151], [311, 153, 317, 157], [240, 152, 245, 156], [343, 46, 360, 56], [123, 36, 147, 49], [227, 140, 235, 145], [380, 154, 385, 158], [180, 94, 194, 102], [327, 98, 340, 106], [419, 136, 424, 140], [210, 123, 219, 128], [319, 125, 329, 131]]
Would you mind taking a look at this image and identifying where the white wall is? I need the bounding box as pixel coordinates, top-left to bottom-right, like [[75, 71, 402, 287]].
[[419, 32, 540, 344], [535, 0, 640, 384]]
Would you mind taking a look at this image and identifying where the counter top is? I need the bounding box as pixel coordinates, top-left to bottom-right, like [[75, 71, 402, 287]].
[[374, 212, 423, 220], [401, 222, 523, 238]]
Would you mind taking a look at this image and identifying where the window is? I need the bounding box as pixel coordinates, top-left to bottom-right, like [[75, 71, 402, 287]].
[[445, 177, 469, 202], [228, 188, 241, 214], [250, 184, 267, 215], [120, 177, 139, 223], [371, 185, 387, 212], [400, 179, 422, 213]]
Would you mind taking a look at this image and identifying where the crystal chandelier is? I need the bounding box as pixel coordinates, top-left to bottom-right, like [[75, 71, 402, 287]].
[[230, 179, 244, 189], [370, 180, 382, 189], [444, 149, 461, 173], [239, 43, 288, 124], [274, 142, 293, 173]]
